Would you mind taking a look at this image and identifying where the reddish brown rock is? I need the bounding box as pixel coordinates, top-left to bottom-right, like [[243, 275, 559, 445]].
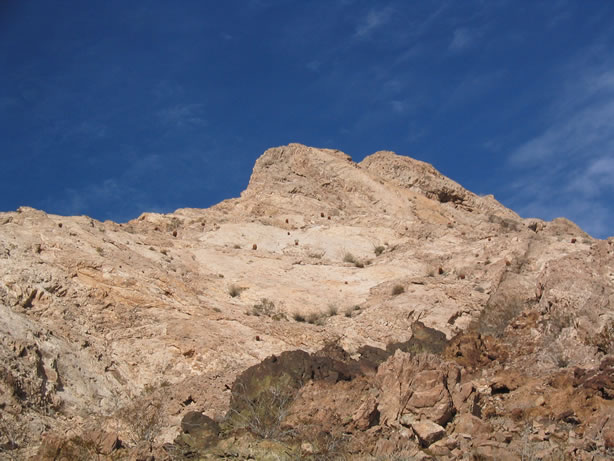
[[376, 351, 458, 427]]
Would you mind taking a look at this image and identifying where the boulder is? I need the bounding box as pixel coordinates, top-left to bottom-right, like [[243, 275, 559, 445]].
[[377, 351, 458, 427]]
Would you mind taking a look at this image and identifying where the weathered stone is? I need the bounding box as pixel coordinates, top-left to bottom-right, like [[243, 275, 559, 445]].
[[377, 351, 458, 427], [453, 414, 492, 440], [1, 143, 613, 458], [409, 419, 446, 447]]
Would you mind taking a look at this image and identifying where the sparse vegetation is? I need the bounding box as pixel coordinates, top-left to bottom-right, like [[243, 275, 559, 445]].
[[391, 284, 405, 296], [308, 250, 325, 259], [119, 399, 163, 444], [293, 312, 306, 322], [590, 320, 614, 354], [327, 304, 338, 316], [251, 298, 273, 316], [0, 415, 18, 457], [96, 247, 104, 256], [228, 284, 243, 298], [226, 382, 295, 440], [343, 252, 365, 268], [472, 295, 528, 337], [374, 245, 385, 256], [306, 312, 326, 325], [166, 217, 182, 232], [248, 299, 286, 320]]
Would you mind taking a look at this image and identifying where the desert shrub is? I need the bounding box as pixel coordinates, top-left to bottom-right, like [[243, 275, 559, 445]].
[[343, 252, 365, 268], [391, 284, 405, 296], [119, 399, 163, 444], [96, 247, 104, 256], [293, 312, 306, 322], [40, 437, 98, 461], [166, 217, 182, 232], [306, 313, 325, 325], [228, 284, 243, 298], [374, 246, 385, 256], [308, 250, 325, 259], [252, 298, 275, 316], [0, 415, 18, 455], [539, 340, 571, 369], [472, 296, 528, 337], [327, 304, 338, 316], [488, 214, 521, 232], [250, 299, 287, 321], [590, 320, 614, 354], [227, 383, 295, 440]]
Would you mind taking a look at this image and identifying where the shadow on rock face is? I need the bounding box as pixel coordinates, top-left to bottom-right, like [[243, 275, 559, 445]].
[[386, 320, 449, 356], [172, 321, 457, 458]]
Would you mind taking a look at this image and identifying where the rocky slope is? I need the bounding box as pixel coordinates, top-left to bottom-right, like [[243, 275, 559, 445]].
[[0, 143, 613, 460]]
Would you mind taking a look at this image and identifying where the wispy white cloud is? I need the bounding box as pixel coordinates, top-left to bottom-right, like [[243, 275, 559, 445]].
[[448, 28, 476, 52], [505, 62, 614, 238], [443, 70, 505, 109], [510, 96, 614, 167], [354, 8, 393, 38], [306, 60, 321, 72], [72, 121, 107, 138], [156, 103, 207, 128], [390, 100, 406, 113], [567, 156, 614, 197]]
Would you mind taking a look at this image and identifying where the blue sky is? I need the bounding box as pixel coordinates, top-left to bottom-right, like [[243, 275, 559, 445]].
[[1, 1, 613, 238]]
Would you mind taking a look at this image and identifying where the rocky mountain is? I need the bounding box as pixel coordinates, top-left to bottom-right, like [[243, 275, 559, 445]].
[[1, 143, 613, 460]]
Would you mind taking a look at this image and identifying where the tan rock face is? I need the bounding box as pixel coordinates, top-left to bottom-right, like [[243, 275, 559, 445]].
[[0, 143, 613, 459]]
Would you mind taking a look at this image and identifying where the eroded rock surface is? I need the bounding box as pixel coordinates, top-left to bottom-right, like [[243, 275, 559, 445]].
[[0, 143, 613, 459]]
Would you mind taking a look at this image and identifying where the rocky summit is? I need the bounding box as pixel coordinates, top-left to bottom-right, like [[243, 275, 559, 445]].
[[1, 143, 613, 460]]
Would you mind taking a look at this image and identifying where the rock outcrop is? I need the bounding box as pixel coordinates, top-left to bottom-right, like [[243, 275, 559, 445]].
[[0, 143, 613, 459]]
